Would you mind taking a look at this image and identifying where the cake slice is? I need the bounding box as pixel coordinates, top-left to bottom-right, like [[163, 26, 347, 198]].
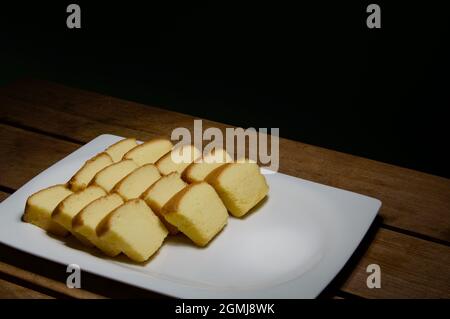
[[105, 138, 138, 162], [113, 164, 161, 201], [182, 147, 232, 183], [141, 172, 187, 233], [23, 185, 73, 236], [72, 194, 124, 256], [161, 182, 228, 246], [69, 153, 113, 191], [123, 138, 173, 166], [90, 160, 139, 192], [155, 144, 201, 175], [52, 185, 107, 245], [206, 161, 269, 217], [97, 199, 168, 262]]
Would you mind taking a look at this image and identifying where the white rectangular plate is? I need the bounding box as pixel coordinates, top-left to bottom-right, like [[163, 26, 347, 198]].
[[0, 134, 381, 298]]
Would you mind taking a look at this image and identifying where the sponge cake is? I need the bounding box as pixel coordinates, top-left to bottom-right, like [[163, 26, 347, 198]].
[[90, 160, 139, 192], [142, 172, 187, 214], [105, 138, 138, 162], [155, 144, 201, 175], [69, 153, 113, 191], [72, 193, 124, 256], [23, 185, 73, 236], [206, 161, 268, 217], [141, 172, 187, 233], [97, 199, 168, 262], [182, 147, 232, 183], [52, 185, 107, 245], [123, 138, 173, 166], [113, 164, 161, 201], [161, 182, 228, 246]]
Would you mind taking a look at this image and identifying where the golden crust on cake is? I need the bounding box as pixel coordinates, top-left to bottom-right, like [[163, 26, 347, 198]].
[[72, 193, 124, 256], [69, 153, 113, 191], [155, 144, 201, 176], [182, 147, 232, 183], [123, 138, 173, 166], [97, 199, 168, 262], [161, 182, 228, 246], [113, 164, 161, 201], [52, 185, 107, 237], [90, 159, 139, 192], [141, 172, 187, 234], [206, 161, 269, 217], [105, 138, 138, 162], [23, 184, 73, 236]]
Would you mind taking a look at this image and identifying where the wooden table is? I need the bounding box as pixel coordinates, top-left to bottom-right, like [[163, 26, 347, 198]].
[[0, 78, 449, 299]]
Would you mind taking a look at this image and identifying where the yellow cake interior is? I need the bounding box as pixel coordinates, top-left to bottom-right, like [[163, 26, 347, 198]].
[[156, 144, 201, 175], [206, 162, 269, 217], [162, 182, 228, 246], [23, 185, 73, 236], [141, 172, 187, 233], [142, 172, 187, 214], [105, 138, 138, 162], [69, 153, 113, 191], [72, 193, 124, 256], [91, 159, 138, 192], [52, 185, 106, 232], [114, 164, 161, 201], [97, 199, 168, 262], [182, 147, 232, 183], [123, 139, 173, 166]]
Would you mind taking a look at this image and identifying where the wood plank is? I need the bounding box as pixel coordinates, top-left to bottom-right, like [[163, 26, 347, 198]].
[[339, 228, 450, 298], [0, 124, 79, 190], [0, 95, 157, 143], [0, 192, 9, 203], [1, 78, 449, 242], [0, 260, 104, 299], [0, 78, 196, 138], [0, 243, 164, 298], [0, 277, 53, 299]]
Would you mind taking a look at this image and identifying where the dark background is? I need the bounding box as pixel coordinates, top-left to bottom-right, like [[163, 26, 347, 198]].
[[1, 1, 449, 178]]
